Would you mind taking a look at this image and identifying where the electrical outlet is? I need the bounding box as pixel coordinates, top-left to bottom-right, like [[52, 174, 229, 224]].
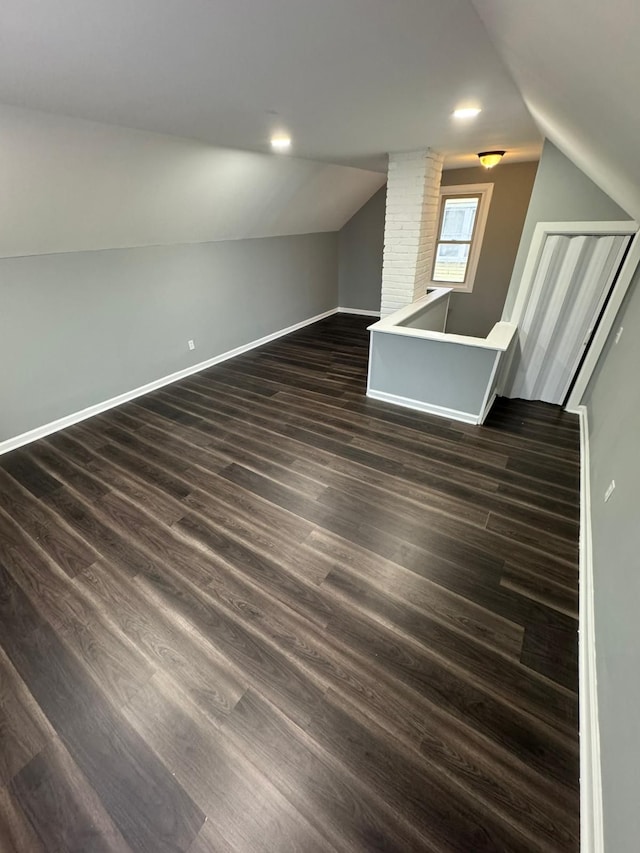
[[604, 480, 616, 502], [615, 326, 624, 344], [188, 339, 195, 351]]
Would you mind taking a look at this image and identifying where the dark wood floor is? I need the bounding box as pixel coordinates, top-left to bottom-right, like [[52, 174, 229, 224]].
[[0, 314, 580, 852]]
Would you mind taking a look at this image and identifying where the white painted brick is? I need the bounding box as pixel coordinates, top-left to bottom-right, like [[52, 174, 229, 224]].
[[382, 263, 417, 273], [384, 241, 413, 249], [381, 277, 412, 285], [387, 177, 424, 188], [385, 206, 422, 216], [391, 236, 420, 244], [386, 247, 420, 256], [387, 228, 421, 238], [383, 262, 412, 271], [384, 257, 414, 267], [382, 287, 413, 296], [382, 280, 413, 289], [382, 297, 411, 306], [385, 213, 416, 223], [385, 241, 419, 250], [389, 235, 421, 244], [382, 258, 416, 268], [384, 243, 416, 252], [386, 285, 413, 292], [381, 148, 443, 312], [386, 198, 424, 208], [385, 235, 420, 244], [385, 245, 419, 254], [382, 268, 415, 278]]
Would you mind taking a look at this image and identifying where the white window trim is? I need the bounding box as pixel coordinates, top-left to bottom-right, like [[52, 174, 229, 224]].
[[430, 182, 494, 293]]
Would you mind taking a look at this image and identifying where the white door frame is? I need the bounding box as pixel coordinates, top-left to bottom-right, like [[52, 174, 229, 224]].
[[506, 220, 639, 410]]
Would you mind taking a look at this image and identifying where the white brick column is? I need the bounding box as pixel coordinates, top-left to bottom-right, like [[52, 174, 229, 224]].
[[380, 149, 444, 317]]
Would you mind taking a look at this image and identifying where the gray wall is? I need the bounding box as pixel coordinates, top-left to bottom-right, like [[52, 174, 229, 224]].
[[337, 162, 539, 333], [441, 161, 538, 338], [338, 186, 386, 312], [504, 139, 632, 318], [0, 232, 338, 443], [583, 267, 640, 853], [368, 331, 497, 416], [398, 298, 448, 332]]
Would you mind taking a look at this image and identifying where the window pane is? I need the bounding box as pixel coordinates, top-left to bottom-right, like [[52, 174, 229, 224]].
[[440, 196, 479, 242], [433, 242, 470, 283]]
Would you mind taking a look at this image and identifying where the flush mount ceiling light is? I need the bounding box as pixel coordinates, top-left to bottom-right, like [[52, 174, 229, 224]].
[[270, 134, 292, 151], [453, 107, 481, 119], [478, 150, 505, 169]]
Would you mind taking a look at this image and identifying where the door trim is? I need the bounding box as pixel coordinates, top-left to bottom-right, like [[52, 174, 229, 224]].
[[506, 220, 638, 408], [567, 229, 640, 408]]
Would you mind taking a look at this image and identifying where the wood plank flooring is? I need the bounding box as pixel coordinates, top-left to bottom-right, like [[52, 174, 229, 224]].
[[0, 314, 580, 851]]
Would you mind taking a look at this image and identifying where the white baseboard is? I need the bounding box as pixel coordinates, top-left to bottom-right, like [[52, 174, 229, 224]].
[[338, 307, 381, 317], [573, 404, 604, 853], [0, 307, 339, 456], [366, 389, 479, 424]]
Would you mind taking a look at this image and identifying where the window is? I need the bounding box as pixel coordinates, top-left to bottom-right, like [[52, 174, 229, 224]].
[[431, 183, 493, 292]]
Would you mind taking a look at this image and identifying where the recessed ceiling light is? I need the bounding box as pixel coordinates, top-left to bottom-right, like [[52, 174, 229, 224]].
[[453, 107, 481, 119], [271, 134, 292, 150]]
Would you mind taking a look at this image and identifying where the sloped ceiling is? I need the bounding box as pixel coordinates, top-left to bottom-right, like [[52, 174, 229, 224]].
[[471, 0, 640, 218], [0, 0, 540, 171], [0, 104, 384, 258]]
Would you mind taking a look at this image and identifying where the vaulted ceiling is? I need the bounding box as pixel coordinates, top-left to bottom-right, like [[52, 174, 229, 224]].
[[0, 0, 635, 215], [471, 0, 639, 217], [0, 0, 540, 171]]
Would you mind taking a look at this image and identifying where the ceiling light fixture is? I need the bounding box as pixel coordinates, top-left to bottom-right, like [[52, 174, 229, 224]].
[[478, 150, 505, 169], [453, 107, 481, 119], [271, 134, 292, 151]]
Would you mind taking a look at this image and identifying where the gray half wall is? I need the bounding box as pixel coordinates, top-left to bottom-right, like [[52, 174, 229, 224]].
[[368, 332, 496, 416], [338, 186, 386, 312], [583, 265, 640, 853], [1, 232, 338, 443]]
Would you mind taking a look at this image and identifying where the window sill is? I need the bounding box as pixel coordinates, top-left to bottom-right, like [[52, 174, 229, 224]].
[[429, 282, 474, 294]]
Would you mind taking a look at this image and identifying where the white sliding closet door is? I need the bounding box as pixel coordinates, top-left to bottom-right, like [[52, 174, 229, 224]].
[[511, 233, 630, 404]]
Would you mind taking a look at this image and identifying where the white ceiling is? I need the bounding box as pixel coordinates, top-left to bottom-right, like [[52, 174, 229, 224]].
[[472, 0, 640, 217], [0, 0, 541, 171]]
